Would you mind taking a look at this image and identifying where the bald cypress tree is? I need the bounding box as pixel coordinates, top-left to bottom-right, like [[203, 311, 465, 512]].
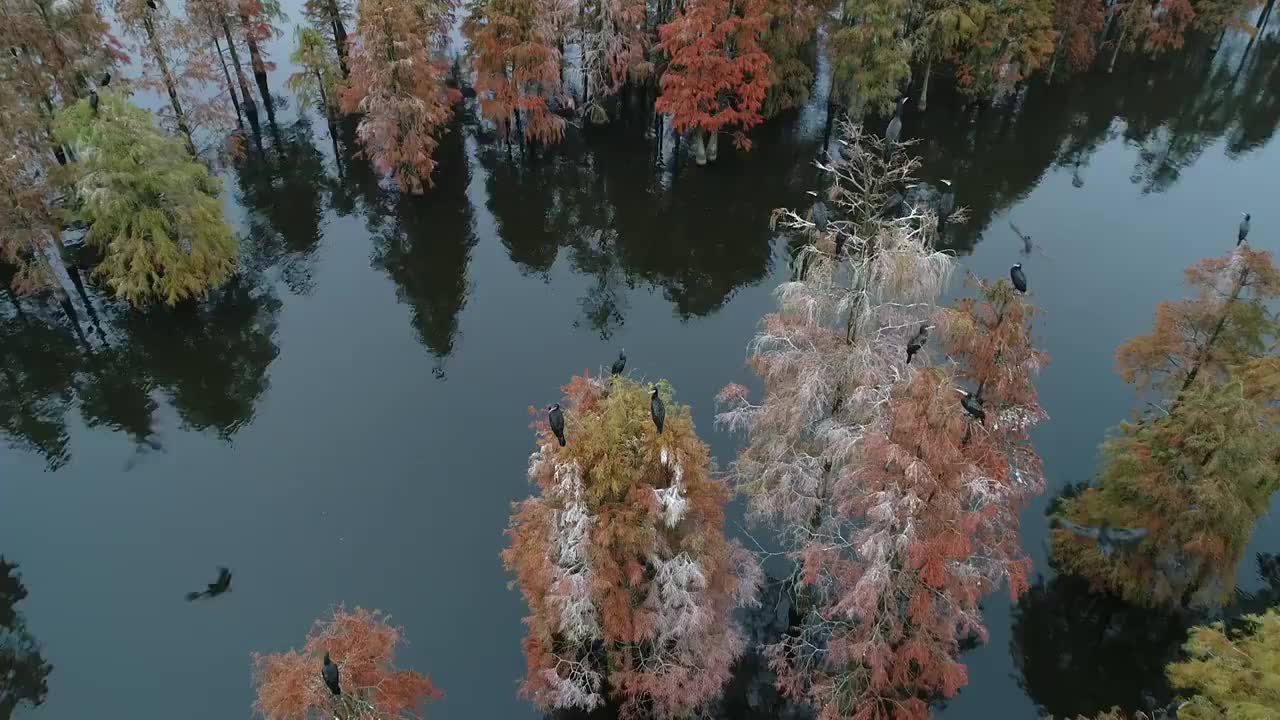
[[55, 91, 237, 307]]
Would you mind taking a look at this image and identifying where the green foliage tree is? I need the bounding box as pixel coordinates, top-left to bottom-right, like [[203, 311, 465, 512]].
[[1053, 248, 1280, 608], [828, 0, 912, 116], [1166, 610, 1280, 719], [55, 90, 237, 307], [288, 26, 341, 122]]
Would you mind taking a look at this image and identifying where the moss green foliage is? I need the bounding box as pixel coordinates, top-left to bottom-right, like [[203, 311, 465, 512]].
[[1167, 610, 1280, 720], [829, 0, 912, 114], [288, 27, 341, 116], [55, 90, 237, 307]]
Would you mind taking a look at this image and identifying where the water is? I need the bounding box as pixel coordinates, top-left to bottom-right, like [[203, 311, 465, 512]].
[[3, 18, 1280, 720]]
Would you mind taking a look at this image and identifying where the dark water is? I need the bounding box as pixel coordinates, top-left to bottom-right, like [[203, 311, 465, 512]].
[[4, 15, 1280, 720]]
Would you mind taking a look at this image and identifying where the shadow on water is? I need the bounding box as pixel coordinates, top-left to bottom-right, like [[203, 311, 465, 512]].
[[0, 556, 53, 719]]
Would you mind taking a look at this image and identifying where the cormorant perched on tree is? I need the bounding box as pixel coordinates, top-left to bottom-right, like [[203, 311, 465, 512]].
[[1010, 263, 1027, 293], [650, 387, 665, 434], [611, 349, 626, 375], [1050, 518, 1149, 558], [938, 179, 954, 221], [88, 90, 99, 114], [956, 389, 985, 422], [885, 97, 906, 145], [322, 652, 341, 696], [185, 566, 231, 601], [805, 191, 831, 232], [906, 324, 930, 363], [547, 404, 565, 447], [100, 72, 111, 87], [1239, 213, 1251, 245]]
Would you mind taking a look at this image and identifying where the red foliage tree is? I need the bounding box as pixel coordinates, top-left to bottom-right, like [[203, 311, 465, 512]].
[[339, 0, 460, 192], [655, 0, 772, 162], [252, 607, 442, 720], [504, 375, 761, 719], [462, 0, 567, 145], [1050, 0, 1105, 76]]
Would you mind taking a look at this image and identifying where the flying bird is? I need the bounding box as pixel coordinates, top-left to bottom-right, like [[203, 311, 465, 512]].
[[100, 72, 111, 87], [1239, 213, 1251, 245], [547, 404, 566, 447], [650, 387, 665, 434], [322, 652, 341, 696], [906, 324, 930, 364], [185, 566, 231, 601], [1010, 263, 1027, 294], [1050, 518, 1149, 558], [956, 388, 985, 422], [88, 90, 99, 114], [611, 349, 626, 375], [884, 97, 906, 146]]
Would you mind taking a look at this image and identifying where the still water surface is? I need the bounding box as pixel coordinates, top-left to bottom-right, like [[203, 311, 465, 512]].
[[3, 16, 1280, 720]]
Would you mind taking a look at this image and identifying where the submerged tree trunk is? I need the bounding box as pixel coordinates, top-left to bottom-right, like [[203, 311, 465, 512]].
[[918, 54, 932, 110], [693, 129, 707, 165], [706, 129, 719, 162], [327, 0, 349, 76], [1108, 27, 1126, 73], [221, 18, 262, 139], [143, 16, 197, 157], [239, 9, 277, 127]]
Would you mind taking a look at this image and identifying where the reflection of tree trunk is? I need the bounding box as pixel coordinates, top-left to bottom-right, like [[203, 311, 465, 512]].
[[1108, 27, 1126, 73], [212, 32, 245, 131], [315, 69, 333, 123], [1257, 0, 1276, 29], [221, 18, 262, 139], [327, 0, 349, 76], [240, 8, 277, 127], [1047, 41, 1061, 81], [693, 129, 707, 165], [918, 54, 932, 110], [707, 130, 719, 162], [143, 15, 197, 157], [653, 112, 663, 162]]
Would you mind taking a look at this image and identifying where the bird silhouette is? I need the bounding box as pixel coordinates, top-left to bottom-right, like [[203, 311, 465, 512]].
[[100, 72, 111, 87], [1009, 221, 1033, 256], [611, 349, 626, 375], [806, 190, 831, 232], [88, 90, 99, 115], [650, 387, 665, 434], [1050, 518, 1149, 558], [185, 566, 231, 601], [322, 652, 341, 696], [884, 97, 906, 146], [547, 404, 566, 447], [1239, 213, 1251, 245], [937, 179, 955, 221], [906, 324, 930, 364], [146, 0, 157, 8], [1010, 263, 1027, 293], [957, 388, 985, 422]]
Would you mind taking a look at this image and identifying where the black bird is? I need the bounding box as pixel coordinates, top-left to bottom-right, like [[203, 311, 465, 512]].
[[185, 566, 231, 601], [547, 403, 566, 447], [100, 71, 111, 87], [806, 191, 831, 232], [937, 179, 954, 221], [9, 47, 17, 57], [1050, 518, 1148, 558], [611, 349, 626, 375], [146, 0, 157, 9], [1010, 263, 1027, 293], [1009, 221, 1033, 256], [957, 389, 985, 422], [1238, 212, 1251, 245], [884, 97, 906, 146], [650, 387, 665, 434], [322, 652, 341, 696], [88, 90, 99, 114], [906, 324, 930, 364]]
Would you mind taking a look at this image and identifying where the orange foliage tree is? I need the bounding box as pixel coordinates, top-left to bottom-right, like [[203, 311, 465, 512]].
[[655, 0, 772, 163], [1049, 0, 1105, 77], [1053, 248, 1280, 608], [252, 607, 442, 720], [339, 0, 460, 192], [503, 374, 761, 719], [462, 0, 567, 145]]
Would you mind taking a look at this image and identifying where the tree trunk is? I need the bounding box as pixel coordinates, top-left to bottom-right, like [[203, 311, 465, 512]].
[[1257, 0, 1276, 29], [144, 16, 198, 157], [239, 8, 277, 127], [315, 70, 334, 124], [706, 129, 719, 162], [212, 33, 245, 131], [1047, 41, 1061, 82], [693, 129, 707, 165], [221, 18, 262, 138], [1176, 264, 1250, 398], [918, 54, 932, 110], [1108, 27, 1126, 73], [327, 0, 349, 76]]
